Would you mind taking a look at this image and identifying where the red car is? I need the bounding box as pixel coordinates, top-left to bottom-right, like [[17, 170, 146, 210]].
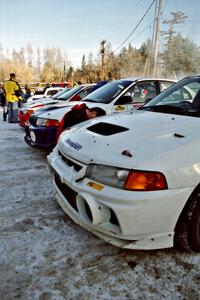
[[18, 88, 70, 127]]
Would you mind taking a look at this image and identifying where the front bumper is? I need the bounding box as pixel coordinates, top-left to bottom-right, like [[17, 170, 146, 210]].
[[47, 147, 193, 250], [24, 125, 57, 148]]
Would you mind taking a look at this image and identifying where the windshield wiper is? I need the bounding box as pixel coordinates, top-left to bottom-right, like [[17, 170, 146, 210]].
[[140, 104, 200, 116], [140, 105, 184, 113], [83, 99, 97, 103]]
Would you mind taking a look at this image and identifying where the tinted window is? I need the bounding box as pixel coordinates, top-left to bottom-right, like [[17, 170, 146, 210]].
[[46, 89, 60, 96], [52, 88, 70, 99], [78, 86, 95, 99], [69, 86, 95, 102], [57, 86, 83, 100]]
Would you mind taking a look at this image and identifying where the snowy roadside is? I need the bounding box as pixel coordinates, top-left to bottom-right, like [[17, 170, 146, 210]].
[[0, 108, 199, 300]]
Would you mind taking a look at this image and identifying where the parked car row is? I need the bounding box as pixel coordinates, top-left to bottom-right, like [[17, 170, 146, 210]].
[[23, 78, 175, 148], [21, 75, 200, 252], [19, 81, 109, 128]]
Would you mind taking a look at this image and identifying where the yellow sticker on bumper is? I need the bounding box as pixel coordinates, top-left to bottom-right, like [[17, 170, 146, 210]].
[[87, 181, 104, 191]]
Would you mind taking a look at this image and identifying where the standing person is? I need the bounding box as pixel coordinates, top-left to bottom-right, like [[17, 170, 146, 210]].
[[74, 81, 82, 86], [17, 84, 24, 109], [3, 73, 21, 123], [24, 84, 31, 102]]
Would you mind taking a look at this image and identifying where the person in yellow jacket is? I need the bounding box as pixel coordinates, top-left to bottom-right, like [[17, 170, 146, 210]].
[[3, 73, 21, 123]]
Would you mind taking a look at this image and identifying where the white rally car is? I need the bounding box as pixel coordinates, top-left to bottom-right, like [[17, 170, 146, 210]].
[[48, 74, 200, 251]]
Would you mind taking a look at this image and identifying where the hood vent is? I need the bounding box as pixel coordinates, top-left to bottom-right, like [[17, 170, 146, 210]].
[[87, 122, 129, 136], [174, 133, 185, 138]]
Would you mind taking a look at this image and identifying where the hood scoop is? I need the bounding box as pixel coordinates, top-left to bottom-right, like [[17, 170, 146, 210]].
[[87, 122, 129, 136], [174, 133, 185, 138]]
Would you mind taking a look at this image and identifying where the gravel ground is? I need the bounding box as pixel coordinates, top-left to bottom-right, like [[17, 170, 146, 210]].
[[0, 108, 200, 300]]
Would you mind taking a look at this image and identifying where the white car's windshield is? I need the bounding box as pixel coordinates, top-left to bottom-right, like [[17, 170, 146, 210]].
[[52, 88, 70, 99], [57, 86, 83, 100], [83, 80, 133, 104], [141, 76, 200, 117]]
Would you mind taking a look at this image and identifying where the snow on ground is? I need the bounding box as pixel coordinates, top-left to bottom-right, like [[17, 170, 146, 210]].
[[0, 108, 200, 300]]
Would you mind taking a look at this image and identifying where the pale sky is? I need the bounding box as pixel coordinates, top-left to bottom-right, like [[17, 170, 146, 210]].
[[0, 0, 199, 68]]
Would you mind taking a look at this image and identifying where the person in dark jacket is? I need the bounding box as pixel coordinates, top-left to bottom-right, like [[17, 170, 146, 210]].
[[24, 84, 32, 102], [0, 83, 7, 121], [56, 103, 105, 141]]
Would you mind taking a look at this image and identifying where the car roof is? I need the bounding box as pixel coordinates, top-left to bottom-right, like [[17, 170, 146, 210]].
[[45, 87, 64, 91], [77, 83, 96, 87], [119, 77, 176, 82]]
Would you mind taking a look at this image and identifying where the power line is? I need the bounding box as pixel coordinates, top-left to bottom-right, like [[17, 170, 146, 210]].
[[107, 0, 142, 40], [113, 0, 156, 53], [129, 21, 154, 43]]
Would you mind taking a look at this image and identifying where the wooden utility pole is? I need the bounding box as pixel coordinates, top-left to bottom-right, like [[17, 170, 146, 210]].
[[100, 40, 106, 80], [152, 0, 163, 76], [144, 57, 150, 77], [63, 60, 66, 81]]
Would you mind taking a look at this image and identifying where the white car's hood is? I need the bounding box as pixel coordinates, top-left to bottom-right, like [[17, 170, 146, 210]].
[[35, 101, 82, 119], [58, 110, 200, 172], [27, 97, 54, 107], [36, 102, 110, 120]]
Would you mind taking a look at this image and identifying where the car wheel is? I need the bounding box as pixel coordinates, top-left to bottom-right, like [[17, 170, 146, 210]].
[[174, 192, 200, 252]]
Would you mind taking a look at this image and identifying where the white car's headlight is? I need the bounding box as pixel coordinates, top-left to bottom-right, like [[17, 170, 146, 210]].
[[86, 164, 129, 188], [86, 164, 168, 191]]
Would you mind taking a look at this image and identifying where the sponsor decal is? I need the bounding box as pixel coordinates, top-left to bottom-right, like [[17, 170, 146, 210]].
[[65, 138, 82, 151], [114, 105, 126, 112], [87, 181, 104, 191]]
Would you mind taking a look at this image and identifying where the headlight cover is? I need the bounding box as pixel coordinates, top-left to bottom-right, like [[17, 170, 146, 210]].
[[86, 164, 129, 188], [36, 118, 59, 127], [86, 164, 167, 191], [36, 118, 48, 126]]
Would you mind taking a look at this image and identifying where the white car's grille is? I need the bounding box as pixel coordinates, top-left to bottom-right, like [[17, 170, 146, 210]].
[[58, 150, 83, 172]]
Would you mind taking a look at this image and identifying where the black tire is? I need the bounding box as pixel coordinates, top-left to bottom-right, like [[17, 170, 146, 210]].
[[174, 193, 200, 252], [188, 197, 200, 251]]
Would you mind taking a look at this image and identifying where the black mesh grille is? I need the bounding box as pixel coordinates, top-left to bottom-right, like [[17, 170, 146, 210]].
[[110, 209, 120, 226], [58, 150, 82, 172], [54, 173, 78, 211]]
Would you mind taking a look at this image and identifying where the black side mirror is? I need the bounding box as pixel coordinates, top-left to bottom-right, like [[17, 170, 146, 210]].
[[116, 95, 132, 105]]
